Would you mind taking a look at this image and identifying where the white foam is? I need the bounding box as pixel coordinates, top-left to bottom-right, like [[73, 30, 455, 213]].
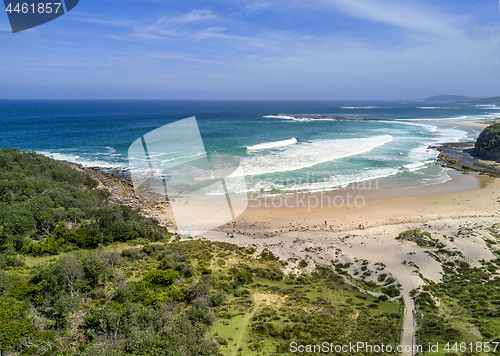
[[403, 161, 427, 171], [240, 135, 393, 177], [404, 145, 436, 171], [341, 106, 378, 109], [417, 107, 451, 109], [274, 116, 338, 122], [247, 138, 297, 151], [241, 167, 400, 194], [283, 167, 400, 192], [263, 115, 298, 120], [434, 127, 468, 143], [38, 151, 121, 168], [401, 124, 468, 173], [474, 104, 498, 108], [421, 112, 500, 121], [382, 120, 438, 132]]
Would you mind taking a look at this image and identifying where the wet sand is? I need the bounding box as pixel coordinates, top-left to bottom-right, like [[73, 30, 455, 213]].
[[209, 172, 498, 238]]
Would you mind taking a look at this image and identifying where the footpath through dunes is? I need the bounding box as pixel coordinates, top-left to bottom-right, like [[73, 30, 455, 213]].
[[200, 216, 500, 356]]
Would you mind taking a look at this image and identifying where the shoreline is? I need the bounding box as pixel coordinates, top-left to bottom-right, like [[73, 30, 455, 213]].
[[71, 159, 498, 237], [211, 171, 498, 238], [56, 117, 500, 238]]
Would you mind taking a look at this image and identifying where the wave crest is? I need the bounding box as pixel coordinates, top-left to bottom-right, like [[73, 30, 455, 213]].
[[247, 138, 297, 151], [241, 135, 393, 176]]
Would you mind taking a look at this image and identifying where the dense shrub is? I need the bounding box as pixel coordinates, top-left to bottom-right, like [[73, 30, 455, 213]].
[[144, 269, 179, 286], [383, 284, 401, 297], [0, 297, 38, 349], [0, 149, 169, 257], [475, 122, 500, 159]]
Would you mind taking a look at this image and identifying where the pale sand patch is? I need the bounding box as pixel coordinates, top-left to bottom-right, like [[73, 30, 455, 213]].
[[425, 120, 489, 130], [254, 292, 287, 307]]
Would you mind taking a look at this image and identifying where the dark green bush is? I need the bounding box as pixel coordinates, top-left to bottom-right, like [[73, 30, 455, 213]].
[[0, 149, 169, 257], [475, 122, 500, 159], [144, 269, 179, 286], [298, 259, 308, 268], [383, 284, 401, 297]]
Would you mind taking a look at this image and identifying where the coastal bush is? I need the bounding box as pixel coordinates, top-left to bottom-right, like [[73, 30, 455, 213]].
[[0, 297, 38, 349], [382, 284, 401, 297], [397, 229, 435, 247], [144, 269, 179, 286], [0, 149, 169, 257], [418, 252, 500, 345], [475, 122, 500, 159], [298, 259, 308, 268]]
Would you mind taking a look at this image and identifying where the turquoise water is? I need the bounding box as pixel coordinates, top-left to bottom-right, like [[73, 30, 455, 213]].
[[0, 100, 496, 195]]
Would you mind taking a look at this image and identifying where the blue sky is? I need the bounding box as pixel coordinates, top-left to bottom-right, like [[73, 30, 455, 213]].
[[1, 0, 500, 99]]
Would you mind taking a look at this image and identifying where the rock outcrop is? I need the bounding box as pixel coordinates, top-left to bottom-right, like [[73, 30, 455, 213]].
[[475, 122, 500, 160]]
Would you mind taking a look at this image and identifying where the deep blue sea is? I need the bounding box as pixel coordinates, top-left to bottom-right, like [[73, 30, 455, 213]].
[[0, 100, 497, 195]]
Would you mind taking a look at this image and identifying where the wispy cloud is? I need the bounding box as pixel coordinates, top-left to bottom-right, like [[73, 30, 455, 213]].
[[70, 13, 137, 28], [149, 9, 216, 29], [0, 24, 12, 34], [3, 1, 499, 99], [136, 9, 217, 40], [175, 9, 216, 24], [322, 0, 468, 36], [243, 2, 270, 13]]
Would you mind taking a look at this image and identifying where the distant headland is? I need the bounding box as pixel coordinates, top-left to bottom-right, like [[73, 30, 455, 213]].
[[424, 94, 500, 105]]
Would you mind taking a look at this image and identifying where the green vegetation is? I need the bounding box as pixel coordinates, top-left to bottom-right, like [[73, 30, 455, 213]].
[[475, 122, 500, 160], [397, 229, 437, 247], [0, 148, 168, 264], [0, 239, 403, 356], [0, 149, 402, 355], [415, 258, 500, 354]]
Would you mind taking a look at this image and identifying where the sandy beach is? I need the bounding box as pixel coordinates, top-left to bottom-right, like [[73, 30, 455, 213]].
[[140, 119, 500, 240], [209, 172, 498, 238]]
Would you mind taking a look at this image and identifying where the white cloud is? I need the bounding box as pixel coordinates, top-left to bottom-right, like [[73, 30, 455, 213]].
[[151, 9, 216, 29], [322, 0, 467, 36], [70, 13, 137, 28], [243, 3, 270, 13], [136, 9, 217, 40]]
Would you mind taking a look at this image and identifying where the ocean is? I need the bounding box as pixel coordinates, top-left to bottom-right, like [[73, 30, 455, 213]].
[[0, 100, 497, 196]]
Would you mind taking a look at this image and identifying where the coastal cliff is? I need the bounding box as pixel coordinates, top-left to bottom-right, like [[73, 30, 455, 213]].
[[475, 122, 500, 160]]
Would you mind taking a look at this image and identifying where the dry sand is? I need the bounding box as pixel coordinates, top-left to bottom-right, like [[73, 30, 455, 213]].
[[209, 172, 499, 238], [425, 119, 490, 130]]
